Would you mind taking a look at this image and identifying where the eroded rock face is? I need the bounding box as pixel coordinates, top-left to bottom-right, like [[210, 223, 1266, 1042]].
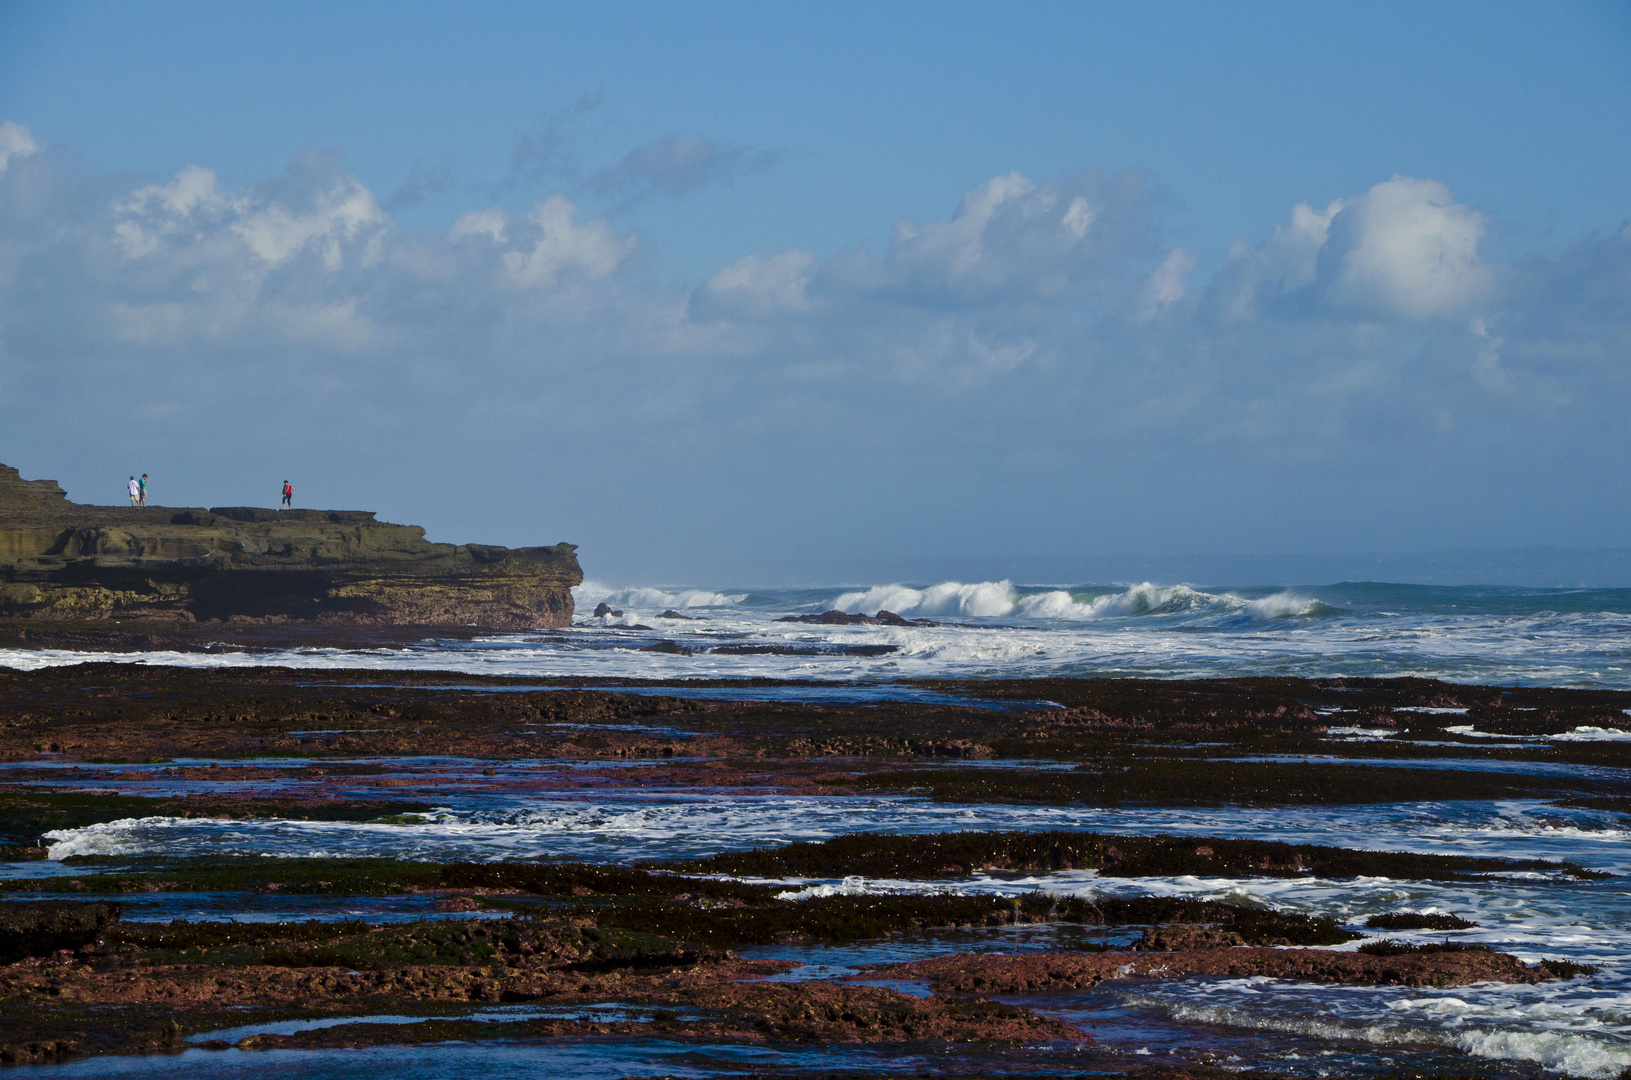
[[0, 464, 580, 628]]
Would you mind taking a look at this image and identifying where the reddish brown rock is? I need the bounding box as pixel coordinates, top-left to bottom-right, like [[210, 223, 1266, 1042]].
[[857, 946, 1561, 992]]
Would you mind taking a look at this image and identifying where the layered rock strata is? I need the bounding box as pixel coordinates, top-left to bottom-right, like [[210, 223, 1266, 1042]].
[[0, 464, 580, 629]]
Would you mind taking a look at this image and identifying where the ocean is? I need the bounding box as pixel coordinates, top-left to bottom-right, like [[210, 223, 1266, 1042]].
[[5, 578, 1630, 688]]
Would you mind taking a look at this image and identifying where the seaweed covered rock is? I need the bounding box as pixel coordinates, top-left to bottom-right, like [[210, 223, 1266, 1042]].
[[0, 463, 580, 629], [861, 945, 1568, 992]]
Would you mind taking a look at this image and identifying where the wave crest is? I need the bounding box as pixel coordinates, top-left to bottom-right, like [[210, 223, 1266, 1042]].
[[832, 580, 1333, 622], [832, 581, 1016, 618], [573, 580, 747, 611]]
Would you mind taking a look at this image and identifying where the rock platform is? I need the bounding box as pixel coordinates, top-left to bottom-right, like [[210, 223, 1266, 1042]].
[[0, 463, 580, 629]]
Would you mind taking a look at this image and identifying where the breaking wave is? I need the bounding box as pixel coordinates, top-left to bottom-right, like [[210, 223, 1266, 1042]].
[[573, 580, 747, 611], [1136, 993, 1631, 1079], [831, 580, 1334, 622]]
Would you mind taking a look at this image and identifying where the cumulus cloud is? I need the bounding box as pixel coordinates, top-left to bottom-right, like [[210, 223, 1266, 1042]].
[[817, 169, 1159, 307], [1209, 199, 1342, 319], [1137, 248, 1196, 320], [448, 207, 507, 243], [1319, 175, 1491, 318], [499, 196, 633, 287], [110, 154, 388, 271], [693, 249, 818, 319], [1207, 177, 1493, 323]]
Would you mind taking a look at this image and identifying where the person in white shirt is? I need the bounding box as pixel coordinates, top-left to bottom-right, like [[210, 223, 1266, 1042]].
[[127, 476, 139, 506]]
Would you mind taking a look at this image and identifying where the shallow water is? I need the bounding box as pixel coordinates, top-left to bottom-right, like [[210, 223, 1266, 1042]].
[[27, 791, 1629, 871], [0, 1040, 1015, 1080]]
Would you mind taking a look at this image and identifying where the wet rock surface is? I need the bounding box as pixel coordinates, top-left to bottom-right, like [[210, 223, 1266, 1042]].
[[3, 664, 1629, 777], [675, 828, 1602, 882], [0, 899, 122, 962], [0, 667, 1622, 1076], [856, 945, 1575, 992]]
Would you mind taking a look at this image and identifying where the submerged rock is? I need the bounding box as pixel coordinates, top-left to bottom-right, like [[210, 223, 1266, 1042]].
[[776, 609, 929, 626], [0, 463, 580, 629]]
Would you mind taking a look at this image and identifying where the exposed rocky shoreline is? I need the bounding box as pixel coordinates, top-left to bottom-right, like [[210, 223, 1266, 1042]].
[[0, 667, 1623, 1076]]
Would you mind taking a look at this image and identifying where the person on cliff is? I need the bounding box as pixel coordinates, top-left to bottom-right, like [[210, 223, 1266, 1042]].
[[281, 480, 292, 509], [138, 474, 147, 507], [127, 476, 139, 506]]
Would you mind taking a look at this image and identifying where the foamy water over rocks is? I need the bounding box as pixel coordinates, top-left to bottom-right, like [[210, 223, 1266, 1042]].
[[7, 578, 1631, 688]]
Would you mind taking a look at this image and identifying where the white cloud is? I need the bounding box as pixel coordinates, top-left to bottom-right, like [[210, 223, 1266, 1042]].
[[694, 249, 817, 319], [819, 169, 1149, 306], [1063, 196, 1097, 239], [110, 160, 388, 271], [234, 174, 386, 269], [1322, 175, 1491, 319], [449, 207, 508, 242], [1208, 178, 1490, 322], [112, 165, 242, 258], [1210, 199, 1342, 319], [0, 121, 37, 172], [502, 195, 632, 287], [1138, 247, 1196, 320]]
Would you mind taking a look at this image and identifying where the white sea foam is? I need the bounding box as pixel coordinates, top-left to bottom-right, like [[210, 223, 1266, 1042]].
[[572, 580, 747, 611], [1132, 993, 1631, 1079], [1555, 726, 1631, 742], [828, 580, 1330, 622], [831, 581, 1017, 617], [771, 875, 946, 901], [1445, 724, 1631, 741]]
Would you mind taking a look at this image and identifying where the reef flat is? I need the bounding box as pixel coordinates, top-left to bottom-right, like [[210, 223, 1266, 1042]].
[[0, 668, 1626, 1077], [0, 464, 580, 630]]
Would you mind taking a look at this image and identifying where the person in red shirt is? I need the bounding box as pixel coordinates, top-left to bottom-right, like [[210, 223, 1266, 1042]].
[[281, 480, 293, 509]]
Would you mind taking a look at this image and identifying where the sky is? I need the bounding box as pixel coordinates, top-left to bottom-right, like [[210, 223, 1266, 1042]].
[[1, 0, 1629, 584]]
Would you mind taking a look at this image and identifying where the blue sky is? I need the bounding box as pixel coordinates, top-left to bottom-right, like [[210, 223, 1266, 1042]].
[[1, 1, 1629, 583]]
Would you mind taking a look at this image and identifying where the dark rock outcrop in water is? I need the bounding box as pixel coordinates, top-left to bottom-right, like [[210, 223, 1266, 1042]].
[[0, 463, 580, 629], [777, 609, 928, 626]]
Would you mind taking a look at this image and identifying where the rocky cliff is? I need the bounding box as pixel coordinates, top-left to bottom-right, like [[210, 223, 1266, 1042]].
[[0, 464, 580, 629]]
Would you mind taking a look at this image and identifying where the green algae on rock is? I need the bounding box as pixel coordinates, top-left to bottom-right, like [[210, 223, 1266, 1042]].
[[0, 463, 580, 628]]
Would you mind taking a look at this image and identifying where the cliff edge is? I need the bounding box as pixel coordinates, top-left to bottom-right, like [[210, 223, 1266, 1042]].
[[0, 464, 580, 629]]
